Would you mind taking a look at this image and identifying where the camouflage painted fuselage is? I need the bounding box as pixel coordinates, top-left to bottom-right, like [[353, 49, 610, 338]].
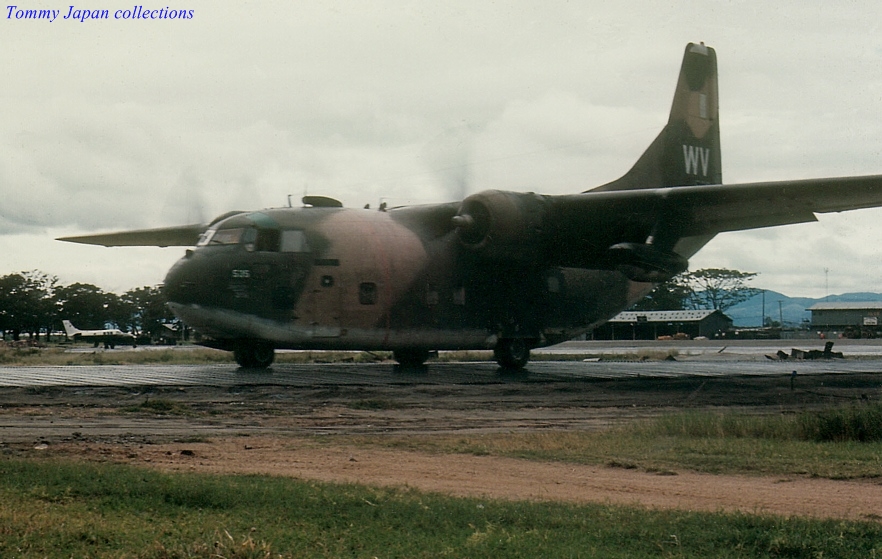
[[164, 204, 648, 352]]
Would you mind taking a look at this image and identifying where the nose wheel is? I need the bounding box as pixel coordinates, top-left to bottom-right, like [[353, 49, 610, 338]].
[[234, 341, 275, 369]]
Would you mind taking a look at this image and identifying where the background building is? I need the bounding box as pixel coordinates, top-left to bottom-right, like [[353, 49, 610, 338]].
[[590, 310, 733, 340], [808, 302, 882, 338]]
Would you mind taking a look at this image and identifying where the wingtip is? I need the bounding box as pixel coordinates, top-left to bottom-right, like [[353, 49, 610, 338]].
[[55, 235, 109, 247]]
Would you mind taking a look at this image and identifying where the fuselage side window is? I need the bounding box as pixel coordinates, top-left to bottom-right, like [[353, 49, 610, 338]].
[[281, 230, 310, 253], [359, 282, 378, 305]]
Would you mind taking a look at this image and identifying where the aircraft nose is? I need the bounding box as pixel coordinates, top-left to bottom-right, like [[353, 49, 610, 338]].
[[163, 250, 212, 306]]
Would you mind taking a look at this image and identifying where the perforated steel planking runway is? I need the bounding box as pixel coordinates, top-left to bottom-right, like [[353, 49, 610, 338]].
[[1, 358, 881, 388]]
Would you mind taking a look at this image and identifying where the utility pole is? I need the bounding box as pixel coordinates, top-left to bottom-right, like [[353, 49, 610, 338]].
[[824, 267, 829, 302], [761, 289, 766, 327]]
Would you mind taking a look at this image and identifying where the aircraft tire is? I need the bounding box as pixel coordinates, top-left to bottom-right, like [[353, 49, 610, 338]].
[[494, 338, 530, 369], [393, 349, 430, 367], [234, 342, 275, 369]]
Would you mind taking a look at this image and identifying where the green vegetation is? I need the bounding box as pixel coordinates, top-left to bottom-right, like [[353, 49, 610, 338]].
[[434, 349, 679, 362], [0, 346, 395, 366], [632, 267, 760, 312], [1, 458, 880, 558], [348, 405, 882, 479], [0, 271, 174, 343], [801, 404, 882, 442], [0, 346, 234, 366], [0, 345, 678, 366], [635, 404, 882, 443]]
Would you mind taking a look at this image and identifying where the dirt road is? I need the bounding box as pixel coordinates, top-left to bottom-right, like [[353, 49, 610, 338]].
[[1, 367, 881, 521]]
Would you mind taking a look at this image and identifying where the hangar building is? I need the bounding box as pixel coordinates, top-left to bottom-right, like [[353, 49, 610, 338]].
[[807, 302, 882, 337], [590, 309, 733, 340]]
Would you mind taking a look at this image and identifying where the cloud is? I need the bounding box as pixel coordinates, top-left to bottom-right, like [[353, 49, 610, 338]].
[[3, 0, 882, 296]]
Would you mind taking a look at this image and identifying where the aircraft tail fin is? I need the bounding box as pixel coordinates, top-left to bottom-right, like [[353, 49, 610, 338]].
[[593, 42, 721, 192], [62, 320, 80, 337]]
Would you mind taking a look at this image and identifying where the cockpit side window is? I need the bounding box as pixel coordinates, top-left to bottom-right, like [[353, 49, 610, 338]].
[[238, 227, 255, 251], [255, 229, 281, 252], [281, 230, 310, 253]]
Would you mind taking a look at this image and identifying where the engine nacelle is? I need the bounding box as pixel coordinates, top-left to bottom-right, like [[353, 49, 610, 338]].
[[607, 242, 689, 283], [452, 190, 548, 261]]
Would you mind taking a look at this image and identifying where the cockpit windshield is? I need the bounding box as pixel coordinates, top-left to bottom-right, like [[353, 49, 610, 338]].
[[196, 229, 214, 246], [196, 226, 310, 253], [197, 227, 245, 247]]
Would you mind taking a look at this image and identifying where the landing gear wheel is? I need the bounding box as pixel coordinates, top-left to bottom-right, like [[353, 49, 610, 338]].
[[494, 338, 530, 369], [234, 341, 275, 369], [393, 349, 430, 367]]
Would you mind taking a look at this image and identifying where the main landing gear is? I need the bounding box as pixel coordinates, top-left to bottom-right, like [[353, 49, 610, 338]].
[[393, 348, 431, 367], [392, 340, 532, 370], [494, 338, 531, 369], [234, 341, 275, 369]]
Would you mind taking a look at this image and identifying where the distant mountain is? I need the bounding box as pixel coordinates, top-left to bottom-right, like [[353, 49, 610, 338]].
[[725, 291, 882, 327]]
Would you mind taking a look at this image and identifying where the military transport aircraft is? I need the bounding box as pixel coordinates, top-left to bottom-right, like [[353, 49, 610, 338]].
[[62, 320, 137, 349], [59, 43, 882, 369]]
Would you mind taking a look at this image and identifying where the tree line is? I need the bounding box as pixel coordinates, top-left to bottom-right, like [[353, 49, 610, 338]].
[[1, 267, 760, 342], [0, 270, 174, 342], [631, 268, 761, 313]]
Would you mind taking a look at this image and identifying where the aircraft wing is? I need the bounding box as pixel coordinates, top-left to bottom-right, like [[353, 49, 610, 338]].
[[57, 223, 207, 247], [650, 174, 882, 235], [521, 173, 882, 276], [551, 173, 882, 241]]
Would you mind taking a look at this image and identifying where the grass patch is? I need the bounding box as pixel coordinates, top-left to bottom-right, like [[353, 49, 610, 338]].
[[0, 346, 394, 366], [0, 346, 43, 364], [801, 404, 882, 442], [276, 350, 391, 364], [434, 349, 680, 362], [343, 405, 882, 479], [1, 346, 682, 366], [633, 404, 882, 443], [1, 457, 880, 558], [0, 346, 236, 366], [0, 346, 400, 366]]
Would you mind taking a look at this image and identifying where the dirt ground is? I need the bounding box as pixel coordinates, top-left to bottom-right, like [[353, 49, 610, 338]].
[[2, 370, 881, 521], [46, 436, 881, 522]]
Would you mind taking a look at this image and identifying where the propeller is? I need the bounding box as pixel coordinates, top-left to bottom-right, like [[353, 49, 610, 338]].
[[159, 169, 208, 227], [421, 122, 476, 203]]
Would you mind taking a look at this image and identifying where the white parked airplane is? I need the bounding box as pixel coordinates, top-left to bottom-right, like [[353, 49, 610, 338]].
[[62, 320, 136, 349]]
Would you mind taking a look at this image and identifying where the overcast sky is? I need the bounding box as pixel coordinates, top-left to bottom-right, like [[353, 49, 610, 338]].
[[3, 1, 882, 297]]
